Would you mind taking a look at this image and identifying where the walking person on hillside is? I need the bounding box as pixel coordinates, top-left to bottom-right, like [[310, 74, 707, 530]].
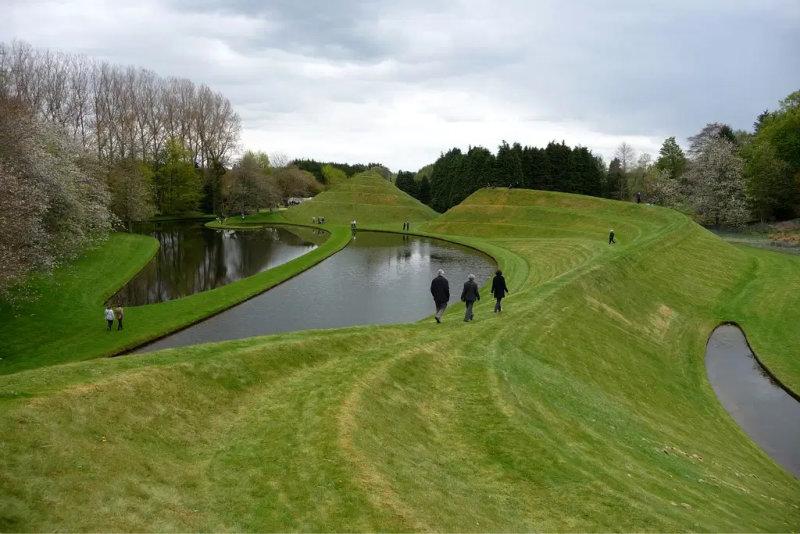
[[491, 270, 508, 313], [351, 219, 357, 233], [104, 305, 115, 331], [461, 274, 480, 322], [430, 269, 450, 323], [635, 192, 642, 204], [403, 220, 410, 232], [114, 305, 124, 331], [609, 229, 616, 245]]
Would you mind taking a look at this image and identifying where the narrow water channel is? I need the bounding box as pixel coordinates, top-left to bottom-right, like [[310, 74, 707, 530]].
[[113, 221, 324, 305], [705, 324, 800, 477], [136, 231, 495, 353]]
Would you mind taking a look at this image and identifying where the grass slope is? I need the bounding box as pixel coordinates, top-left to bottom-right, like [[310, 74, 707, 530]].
[[226, 170, 438, 228], [1, 188, 799, 531], [0, 226, 352, 375]]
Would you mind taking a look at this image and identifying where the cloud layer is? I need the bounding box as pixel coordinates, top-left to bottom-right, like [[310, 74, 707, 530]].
[[4, 0, 799, 169]]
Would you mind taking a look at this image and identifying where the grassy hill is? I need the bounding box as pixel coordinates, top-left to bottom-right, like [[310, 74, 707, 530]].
[[1, 188, 799, 531], [231, 170, 438, 227]]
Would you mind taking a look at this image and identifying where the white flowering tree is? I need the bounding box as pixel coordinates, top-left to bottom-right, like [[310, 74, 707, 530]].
[[685, 137, 749, 228]]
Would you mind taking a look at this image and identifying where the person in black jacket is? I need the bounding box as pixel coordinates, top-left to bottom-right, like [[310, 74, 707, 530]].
[[430, 269, 450, 323], [461, 274, 480, 322], [608, 229, 616, 244], [491, 270, 508, 313]]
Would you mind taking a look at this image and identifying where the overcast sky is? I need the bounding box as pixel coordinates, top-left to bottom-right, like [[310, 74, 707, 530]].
[[3, 0, 799, 170]]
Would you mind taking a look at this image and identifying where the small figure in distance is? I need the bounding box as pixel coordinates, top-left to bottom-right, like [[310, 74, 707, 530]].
[[403, 220, 410, 232], [461, 273, 480, 322], [491, 270, 508, 313], [114, 304, 124, 331], [635, 191, 642, 204], [609, 229, 616, 245], [104, 304, 115, 332], [351, 219, 357, 232], [430, 269, 450, 323]]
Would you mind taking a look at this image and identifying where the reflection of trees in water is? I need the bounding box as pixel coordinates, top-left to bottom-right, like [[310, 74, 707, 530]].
[[113, 223, 316, 305]]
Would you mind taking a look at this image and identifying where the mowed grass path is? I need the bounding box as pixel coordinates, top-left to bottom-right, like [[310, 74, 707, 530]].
[[1, 188, 799, 530]]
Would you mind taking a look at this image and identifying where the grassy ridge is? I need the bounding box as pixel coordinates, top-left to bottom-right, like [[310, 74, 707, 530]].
[[0, 188, 799, 530], [0, 226, 352, 375]]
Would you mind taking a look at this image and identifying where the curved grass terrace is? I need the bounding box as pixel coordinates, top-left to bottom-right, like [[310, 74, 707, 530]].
[[1, 172, 799, 531]]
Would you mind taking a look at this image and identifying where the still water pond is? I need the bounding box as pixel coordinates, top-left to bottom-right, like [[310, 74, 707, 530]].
[[705, 324, 800, 477], [137, 231, 495, 352], [113, 221, 324, 305]]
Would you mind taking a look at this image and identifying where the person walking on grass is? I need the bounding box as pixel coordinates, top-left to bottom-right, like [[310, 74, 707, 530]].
[[104, 305, 115, 331], [609, 229, 616, 245], [114, 304, 124, 331], [430, 269, 450, 323], [491, 270, 508, 313], [403, 220, 410, 232], [461, 273, 480, 322]]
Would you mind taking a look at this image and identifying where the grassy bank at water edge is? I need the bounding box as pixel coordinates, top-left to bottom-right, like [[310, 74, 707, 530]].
[[0, 188, 798, 530]]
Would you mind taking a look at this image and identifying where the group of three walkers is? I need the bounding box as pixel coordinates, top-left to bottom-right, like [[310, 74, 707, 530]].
[[430, 269, 508, 323]]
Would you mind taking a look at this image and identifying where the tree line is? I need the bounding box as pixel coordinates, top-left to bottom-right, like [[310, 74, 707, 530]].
[[398, 89, 799, 227], [0, 40, 240, 167], [609, 90, 800, 227], [291, 159, 390, 184], [397, 141, 605, 212], [0, 42, 321, 296]]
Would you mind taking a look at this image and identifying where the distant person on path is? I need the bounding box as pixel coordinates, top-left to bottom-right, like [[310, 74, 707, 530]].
[[635, 192, 642, 204], [403, 220, 410, 232], [430, 269, 450, 323], [114, 305, 124, 330], [491, 270, 508, 313], [609, 229, 616, 245], [461, 274, 480, 322], [351, 219, 357, 233], [104, 305, 115, 331]]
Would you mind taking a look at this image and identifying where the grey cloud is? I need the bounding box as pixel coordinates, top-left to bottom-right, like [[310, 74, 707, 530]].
[[2, 0, 799, 168]]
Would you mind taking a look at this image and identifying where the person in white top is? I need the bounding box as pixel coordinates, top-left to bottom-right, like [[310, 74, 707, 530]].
[[104, 306, 115, 331]]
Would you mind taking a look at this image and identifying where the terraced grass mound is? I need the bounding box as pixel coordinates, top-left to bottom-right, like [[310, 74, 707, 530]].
[[1, 188, 799, 531], [235, 170, 438, 227]]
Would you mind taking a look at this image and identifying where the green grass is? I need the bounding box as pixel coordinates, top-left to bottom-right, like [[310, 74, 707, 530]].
[[1, 187, 799, 531], [219, 170, 438, 228], [0, 226, 352, 375]]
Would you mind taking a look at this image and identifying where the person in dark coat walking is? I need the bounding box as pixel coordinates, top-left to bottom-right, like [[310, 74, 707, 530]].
[[430, 269, 450, 323], [491, 270, 508, 312], [608, 229, 616, 245], [461, 274, 480, 322], [635, 192, 642, 204]]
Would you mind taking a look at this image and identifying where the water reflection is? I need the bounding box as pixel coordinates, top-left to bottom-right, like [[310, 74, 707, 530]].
[[136, 232, 496, 353], [113, 221, 323, 305]]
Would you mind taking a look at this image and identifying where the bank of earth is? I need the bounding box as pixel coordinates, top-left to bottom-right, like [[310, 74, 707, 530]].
[[1, 177, 799, 531]]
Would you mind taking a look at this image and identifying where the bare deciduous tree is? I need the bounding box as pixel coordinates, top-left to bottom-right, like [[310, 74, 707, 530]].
[[0, 40, 240, 168]]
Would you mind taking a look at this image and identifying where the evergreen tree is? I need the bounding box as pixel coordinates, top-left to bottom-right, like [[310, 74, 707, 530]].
[[545, 141, 571, 190], [417, 176, 431, 205], [494, 141, 524, 187], [655, 137, 687, 181]]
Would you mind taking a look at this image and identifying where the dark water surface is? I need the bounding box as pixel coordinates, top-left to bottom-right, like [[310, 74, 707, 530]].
[[705, 324, 800, 477], [137, 232, 495, 352], [113, 221, 324, 305]]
